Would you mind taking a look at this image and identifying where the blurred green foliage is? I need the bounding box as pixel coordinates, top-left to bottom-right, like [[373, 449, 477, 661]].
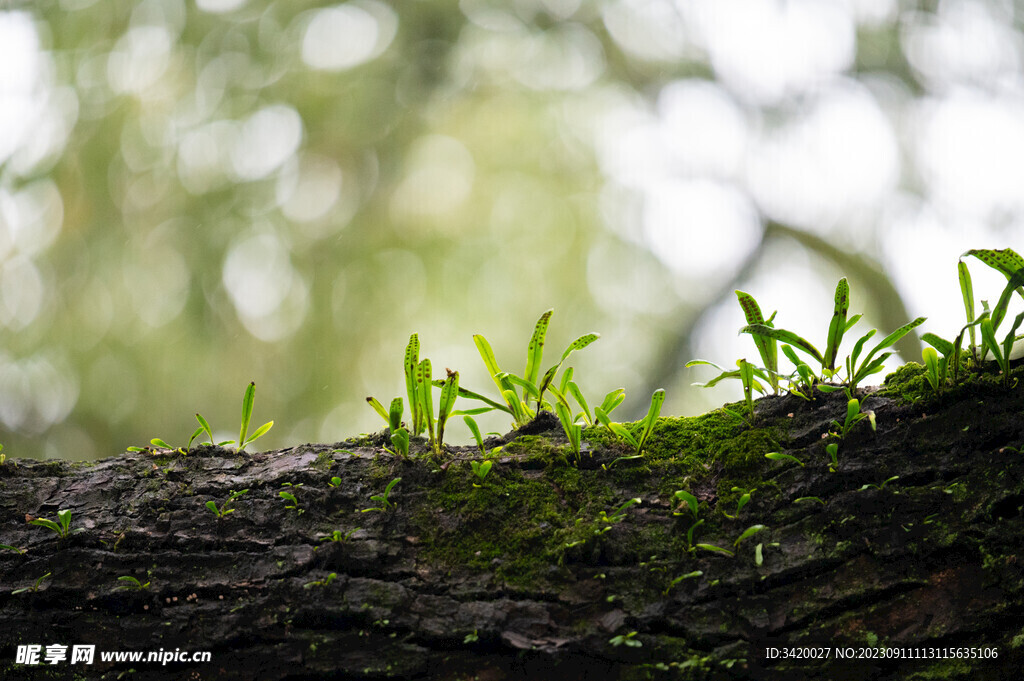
[[0, 0, 1000, 459]]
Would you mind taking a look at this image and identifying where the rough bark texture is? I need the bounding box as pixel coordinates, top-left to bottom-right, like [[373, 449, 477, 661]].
[[2, 365, 1024, 680]]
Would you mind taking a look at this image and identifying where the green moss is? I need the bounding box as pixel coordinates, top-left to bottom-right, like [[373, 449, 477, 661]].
[[311, 450, 333, 471], [876, 362, 929, 402]]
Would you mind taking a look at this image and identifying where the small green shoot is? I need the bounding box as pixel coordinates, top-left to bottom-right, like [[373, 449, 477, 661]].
[[192, 382, 273, 451], [733, 524, 767, 547], [1, 543, 26, 555], [597, 388, 666, 469], [843, 317, 927, 394], [686, 359, 769, 414], [29, 509, 82, 539], [320, 528, 360, 543], [550, 384, 583, 463], [609, 631, 642, 648], [470, 460, 492, 485], [128, 430, 203, 455], [673, 490, 704, 549], [279, 489, 304, 515], [362, 477, 401, 513], [664, 570, 702, 595], [830, 398, 876, 440], [922, 346, 943, 393], [826, 442, 839, 472], [861, 475, 899, 491], [464, 630, 479, 644], [723, 487, 755, 519], [193, 412, 230, 446], [598, 497, 641, 528], [328, 477, 342, 488], [464, 415, 486, 456], [238, 381, 274, 452], [366, 396, 410, 457], [694, 543, 734, 557], [12, 571, 51, 595], [765, 452, 804, 467], [205, 489, 248, 519], [304, 572, 338, 589], [115, 574, 151, 591], [794, 496, 825, 505], [634, 388, 665, 456]]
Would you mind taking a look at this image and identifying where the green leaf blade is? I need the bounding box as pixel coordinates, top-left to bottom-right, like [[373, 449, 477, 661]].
[[525, 309, 553, 387]]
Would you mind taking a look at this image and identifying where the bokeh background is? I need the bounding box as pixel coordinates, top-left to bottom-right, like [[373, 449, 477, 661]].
[[2, 0, 1024, 460]]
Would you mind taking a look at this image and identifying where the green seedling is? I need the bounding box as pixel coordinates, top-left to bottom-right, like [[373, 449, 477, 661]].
[[432, 369, 460, 456], [237, 381, 274, 452], [664, 570, 703, 594], [673, 490, 704, 549], [470, 460, 492, 485], [959, 258, 978, 359], [464, 415, 486, 456], [609, 631, 642, 648], [829, 398, 876, 440], [734, 524, 767, 547], [193, 412, 230, 447], [276, 483, 303, 516], [328, 477, 342, 488], [128, 428, 205, 455], [115, 574, 151, 591], [597, 497, 641, 531], [361, 477, 401, 513], [765, 452, 804, 467], [205, 489, 248, 519], [588, 388, 628, 442], [685, 359, 770, 412], [550, 384, 583, 463], [826, 442, 839, 472], [279, 489, 304, 515], [320, 528, 360, 543], [0, 443, 5, 464], [735, 290, 780, 393], [861, 475, 899, 491], [921, 323, 973, 389], [303, 572, 338, 589], [781, 344, 818, 400], [794, 497, 825, 505], [594, 389, 666, 468], [464, 630, 479, 644], [193, 382, 274, 451], [694, 543, 734, 557], [723, 487, 754, 519], [841, 317, 927, 394], [922, 346, 942, 393], [1, 543, 26, 555], [13, 571, 51, 595], [471, 309, 599, 427], [29, 509, 82, 539], [366, 396, 410, 457]]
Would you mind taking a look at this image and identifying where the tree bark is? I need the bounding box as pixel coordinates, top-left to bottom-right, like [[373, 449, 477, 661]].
[[2, 373, 1023, 680]]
